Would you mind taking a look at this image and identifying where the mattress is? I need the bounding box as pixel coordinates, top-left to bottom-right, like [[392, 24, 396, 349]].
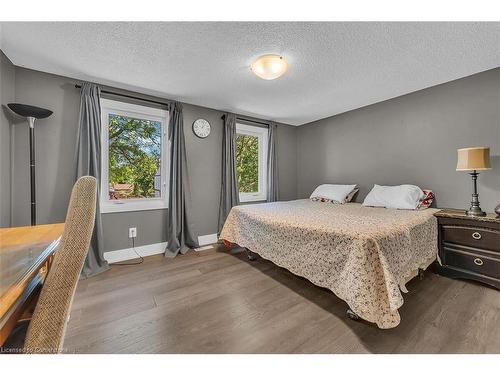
[[219, 199, 439, 328]]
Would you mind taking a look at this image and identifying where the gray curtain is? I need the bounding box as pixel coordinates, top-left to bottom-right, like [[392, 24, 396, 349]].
[[75, 83, 110, 278], [165, 102, 197, 257], [267, 121, 279, 202], [218, 113, 239, 233]]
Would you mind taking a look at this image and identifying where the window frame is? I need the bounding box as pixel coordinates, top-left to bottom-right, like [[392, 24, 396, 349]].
[[100, 98, 169, 213], [235, 123, 268, 203]]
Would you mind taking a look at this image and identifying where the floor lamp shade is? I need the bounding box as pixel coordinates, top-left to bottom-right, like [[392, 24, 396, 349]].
[[7, 103, 53, 119], [7, 103, 53, 225]]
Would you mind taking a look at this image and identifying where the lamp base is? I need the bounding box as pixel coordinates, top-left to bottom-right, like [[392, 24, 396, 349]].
[[466, 206, 487, 217], [465, 171, 486, 217]]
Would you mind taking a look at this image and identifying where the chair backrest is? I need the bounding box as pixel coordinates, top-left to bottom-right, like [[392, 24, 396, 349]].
[[24, 176, 97, 354]]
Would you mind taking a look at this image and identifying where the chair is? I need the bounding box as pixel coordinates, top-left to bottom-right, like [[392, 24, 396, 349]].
[[23, 176, 97, 354]]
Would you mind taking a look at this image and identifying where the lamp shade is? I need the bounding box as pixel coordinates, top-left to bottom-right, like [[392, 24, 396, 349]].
[[456, 147, 491, 171], [7, 103, 53, 119]]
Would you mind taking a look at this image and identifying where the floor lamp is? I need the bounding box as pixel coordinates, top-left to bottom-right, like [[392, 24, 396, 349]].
[[7, 103, 53, 226]]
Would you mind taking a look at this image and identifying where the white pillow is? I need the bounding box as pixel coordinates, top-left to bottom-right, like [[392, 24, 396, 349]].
[[362, 184, 425, 210], [310, 184, 358, 204]]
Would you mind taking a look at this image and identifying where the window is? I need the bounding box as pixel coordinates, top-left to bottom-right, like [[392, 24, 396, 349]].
[[100, 98, 169, 213], [236, 123, 268, 202]]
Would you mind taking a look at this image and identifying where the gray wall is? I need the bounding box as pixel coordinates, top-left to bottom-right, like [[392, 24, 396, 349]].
[[297, 68, 500, 211], [0, 51, 15, 227], [10, 67, 297, 251], [6, 61, 498, 251]]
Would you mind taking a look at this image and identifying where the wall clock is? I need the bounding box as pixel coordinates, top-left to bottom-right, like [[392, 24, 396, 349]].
[[192, 118, 211, 138]]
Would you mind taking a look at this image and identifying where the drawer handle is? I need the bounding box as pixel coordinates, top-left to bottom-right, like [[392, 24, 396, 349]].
[[472, 232, 482, 240], [474, 258, 484, 266]]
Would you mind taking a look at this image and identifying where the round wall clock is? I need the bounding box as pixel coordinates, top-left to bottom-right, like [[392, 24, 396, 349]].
[[192, 118, 211, 138]]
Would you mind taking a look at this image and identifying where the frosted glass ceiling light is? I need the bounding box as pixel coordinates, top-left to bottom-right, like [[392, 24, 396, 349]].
[[251, 54, 288, 80]]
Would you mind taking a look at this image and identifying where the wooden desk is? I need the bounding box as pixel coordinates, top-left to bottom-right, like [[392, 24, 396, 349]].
[[0, 223, 64, 345]]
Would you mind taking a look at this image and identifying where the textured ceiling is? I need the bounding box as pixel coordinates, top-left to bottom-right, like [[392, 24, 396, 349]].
[[1, 22, 499, 125]]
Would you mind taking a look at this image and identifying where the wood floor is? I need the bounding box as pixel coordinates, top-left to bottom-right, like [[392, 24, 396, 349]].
[[64, 245, 500, 354]]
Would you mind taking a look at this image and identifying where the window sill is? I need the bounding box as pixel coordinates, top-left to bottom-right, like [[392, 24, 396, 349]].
[[239, 195, 267, 203], [100, 200, 168, 214]]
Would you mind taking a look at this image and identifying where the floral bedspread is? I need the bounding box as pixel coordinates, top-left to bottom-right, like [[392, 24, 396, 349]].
[[219, 199, 438, 328]]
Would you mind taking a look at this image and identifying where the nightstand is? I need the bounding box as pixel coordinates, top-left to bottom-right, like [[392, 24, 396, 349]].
[[434, 209, 500, 290]]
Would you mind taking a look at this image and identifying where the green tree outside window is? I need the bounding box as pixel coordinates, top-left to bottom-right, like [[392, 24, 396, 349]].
[[108, 114, 161, 199], [236, 134, 259, 193]]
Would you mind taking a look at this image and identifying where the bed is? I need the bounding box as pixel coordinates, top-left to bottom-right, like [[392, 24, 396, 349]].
[[219, 199, 439, 329]]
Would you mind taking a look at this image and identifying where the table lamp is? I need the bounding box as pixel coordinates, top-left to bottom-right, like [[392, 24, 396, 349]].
[[7, 103, 53, 226], [456, 146, 491, 217]]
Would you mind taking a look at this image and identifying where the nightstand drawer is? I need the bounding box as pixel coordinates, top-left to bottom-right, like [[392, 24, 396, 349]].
[[442, 226, 500, 252], [444, 246, 500, 279]]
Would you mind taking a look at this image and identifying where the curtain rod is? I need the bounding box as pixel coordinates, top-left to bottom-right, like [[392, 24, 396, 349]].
[[74, 84, 170, 107], [75, 84, 269, 124], [220, 114, 270, 126]]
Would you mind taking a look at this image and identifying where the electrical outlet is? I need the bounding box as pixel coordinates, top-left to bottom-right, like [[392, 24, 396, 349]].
[[129, 227, 137, 238]]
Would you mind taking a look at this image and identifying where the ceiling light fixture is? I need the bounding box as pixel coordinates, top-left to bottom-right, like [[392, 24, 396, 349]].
[[251, 54, 288, 80]]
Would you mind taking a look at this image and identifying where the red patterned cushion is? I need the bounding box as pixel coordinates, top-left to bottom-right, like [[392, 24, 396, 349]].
[[416, 189, 435, 210], [311, 196, 340, 204]]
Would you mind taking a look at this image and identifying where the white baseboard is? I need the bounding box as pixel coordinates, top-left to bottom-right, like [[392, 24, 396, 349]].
[[197, 233, 218, 247], [195, 245, 215, 252], [104, 233, 219, 263], [104, 242, 167, 264]]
